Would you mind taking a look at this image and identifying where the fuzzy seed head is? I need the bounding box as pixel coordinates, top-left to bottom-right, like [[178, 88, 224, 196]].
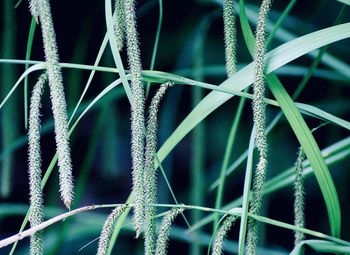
[[223, 0, 237, 77], [30, 231, 43, 255], [294, 147, 306, 245], [28, 73, 47, 255], [144, 82, 172, 255], [36, 0, 74, 209], [124, 0, 146, 237], [97, 205, 128, 255], [247, 0, 272, 254], [212, 216, 236, 255], [114, 0, 126, 51], [29, 0, 39, 23], [155, 207, 184, 255]]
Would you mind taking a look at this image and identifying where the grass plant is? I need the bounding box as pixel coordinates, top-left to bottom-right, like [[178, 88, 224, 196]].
[[1, 0, 350, 255]]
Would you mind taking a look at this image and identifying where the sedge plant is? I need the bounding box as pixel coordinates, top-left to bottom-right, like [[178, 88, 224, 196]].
[[0, 1, 350, 255], [246, 0, 272, 253]]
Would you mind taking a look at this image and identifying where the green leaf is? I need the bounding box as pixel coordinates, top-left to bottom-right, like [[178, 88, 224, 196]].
[[157, 22, 350, 169], [238, 128, 255, 255], [290, 239, 350, 254], [267, 75, 341, 237], [238, 0, 341, 237], [335, 0, 350, 6]]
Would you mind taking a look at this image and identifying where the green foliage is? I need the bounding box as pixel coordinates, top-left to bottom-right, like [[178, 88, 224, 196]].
[[1, 1, 350, 255]]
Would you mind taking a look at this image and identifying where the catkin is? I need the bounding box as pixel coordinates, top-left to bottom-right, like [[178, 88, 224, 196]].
[[124, 0, 145, 238], [96, 205, 128, 255], [114, 0, 126, 51], [33, 0, 74, 209], [155, 207, 184, 255], [211, 216, 236, 255], [294, 147, 305, 245], [28, 73, 47, 255], [29, 0, 39, 22], [144, 82, 172, 255], [223, 0, 237, 77], [246, 0, 272, 254]]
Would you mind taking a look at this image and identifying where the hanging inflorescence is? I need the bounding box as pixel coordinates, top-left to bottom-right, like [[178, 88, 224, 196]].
[[246, 0, 272, 254]]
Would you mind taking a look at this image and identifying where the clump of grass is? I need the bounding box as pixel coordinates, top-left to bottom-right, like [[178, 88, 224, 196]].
[[211, 215, 236, 255], [114, 0, 126, 51], [294, 147, 305, 245], [223, 0, 237, 77], [144, 82, 173, 255], [28, 73, 47, 255], [155, 207, 184, 255], [96, 205, 128, 255], [30, 0, 74, 209], [124, 0, 146, 238], [246, 0, 272, 253]]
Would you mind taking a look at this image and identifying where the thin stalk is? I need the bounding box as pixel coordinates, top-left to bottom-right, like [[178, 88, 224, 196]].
[[145, 0, 163, 99], [1, 0, 19, 198], [24, 17, 37, 130], [191, 13, 211, 255]]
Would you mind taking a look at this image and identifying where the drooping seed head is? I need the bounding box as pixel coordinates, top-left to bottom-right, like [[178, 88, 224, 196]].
[[36, 0, 74, 209], [294, 147, 306, 245], [223, 0, 237, 77], [97, 205, 128, 255], [155, 207, 184, 255], [211, 216, 236, 255], [144, 82, 172, 255], [114, 0, 126, 51], [29, 0, 39, 23], [124, 0, 146, 237], [246, 0, 272, 254], [28, 73, 47, 255]]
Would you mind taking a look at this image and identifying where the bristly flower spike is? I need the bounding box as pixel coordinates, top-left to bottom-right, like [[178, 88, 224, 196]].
[[28, 73, 47, 255], [294, 147, 306, 245], [144, 82, 173, 255], [29, 0, 39, 23], [211, 216, 236, 255], [124, 0, 146, 238], [223, 0, 237, 77], [114, 0, 126, 51], [246, 0, 272, 254], [96, 205, 128, 255], [155, 207, 184, 255], [30, 0, 75, 209]]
